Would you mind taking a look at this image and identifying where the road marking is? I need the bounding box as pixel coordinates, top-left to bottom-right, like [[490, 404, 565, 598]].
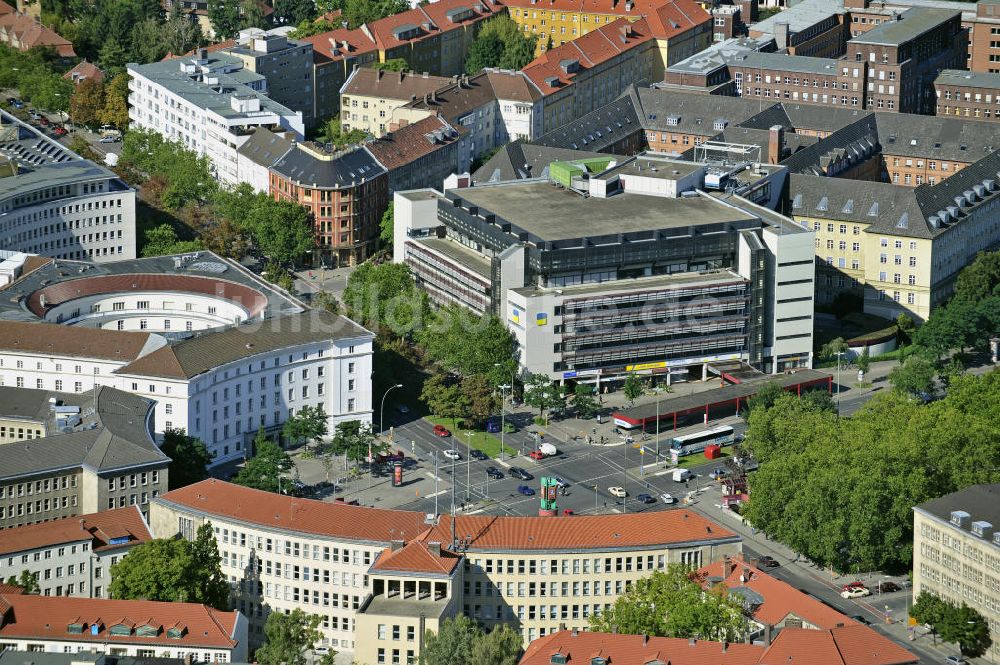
[[495, 459, 512, 468], [425, 472, 443, 482], [425, 490, 448, 498]]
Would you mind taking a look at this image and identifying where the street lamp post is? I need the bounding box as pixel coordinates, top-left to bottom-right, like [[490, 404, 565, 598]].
[[835, 352, 845, 415], [654, 386, 663, 461], [465, 431, 473, 502], [433, 452, 439, 516], [498, 384, 511, 461], [374, 384, 403, 490], [623, 438, 628, 514]]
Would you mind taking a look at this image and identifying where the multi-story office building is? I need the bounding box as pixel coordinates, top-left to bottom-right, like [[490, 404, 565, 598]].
[[731, 52, 865, 109], [150, 478, 742, 661], [395, 153, 815, 380], [0, 587, 248, 662], [367, 116, 461, 193], [127, 50, 305, 187], [0, 253, 375, 466], [0, 111, 136, 262], [748, 0, 851, 58], [300, 28, 380, 121], [0, 385, 169, 529], [661, 36, 775, 95], [269, 141, 389, 268], [0, 506, 151, 598], [913, 484, 1000, 664], [846, 7, 967, 115], [340, 68, 452, 137], [933, 69, 1000, 121]]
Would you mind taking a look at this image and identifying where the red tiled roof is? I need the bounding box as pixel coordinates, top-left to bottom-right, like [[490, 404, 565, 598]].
[[0, 4, 75, 57], [25, 274, 269, 318], [644, 0, 710, 39], [299, 28, 377, 62], [371, 539, 462, 576], [520, 631, 762, 665], [695, 557, 860, 629], [0, 592, 242, 649], [0, 320, 152, 362], [365, 0, 498, 51], [159, 479, 738, 552], [0, 507, 151, 556], [522, 17, 654, 92], [760, 626, 918, 665], [367, 116, 456, 169], [63, 60, 104, 84], [342, 67, 452, 100]]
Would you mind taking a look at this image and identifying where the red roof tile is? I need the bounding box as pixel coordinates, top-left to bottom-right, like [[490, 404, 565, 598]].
[[159, 479, 738, 552], [0, 507, 151, 556], [299, 28, 377, 62], [367, 116, 457, 169], [0, 593, 241, 649], [0, 5, 75, 57], [521, 631, 763, 665], [371, 539, 462, 576], [760, 626, 917, 665], [522, 17, 654, 92], [643, 0, 711, 40], [0, 320, 152, 362], [63, 60, 104, 84], [365, 0, 498, 51], [695, 557, 861, 629]]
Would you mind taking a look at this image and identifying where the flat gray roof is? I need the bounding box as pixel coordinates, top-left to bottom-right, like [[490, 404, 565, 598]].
[[666, 36, 774, 75], [848, 7, 960, 46], [737, 52, 841, 76], [935, 69, 1000, 90], [364, 595, 451, 619], [454, 182, 757, 242], [604, 158, 703, 181], [752, 0, 845, 36]]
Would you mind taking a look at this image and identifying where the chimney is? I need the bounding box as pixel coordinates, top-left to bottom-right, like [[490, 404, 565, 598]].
[[198, 47, 208, 61], [184, 655, 192, 665], [642, 634, 648, 646], [773, 21, 789, 50], [688, 638, 697, 647], [427, 541, 441, 556], [768, 124, 784, 164], [571, 628, 578, 637], [431, 90, 438, 103], [722, 642, 729, 653], [399, 70, 405, 83], [390, 539, 405, 551], [424, 93, 430, 104], [378, 68, 384, 81]]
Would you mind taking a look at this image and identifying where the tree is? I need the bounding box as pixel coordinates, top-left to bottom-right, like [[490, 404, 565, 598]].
[[952, 248, 1000, 304], [464, 16, 536, 74], [856, 346, 871, 375], [421, 371, 470, 436], [623, 372, 644, 406], [99, 72, 130, 129], [159, 428, 211, 490], [207, 0, 243, 39], [69, 77, 105, 128], [912, 591, 948, 644], [888, 355, 936, 396], [329, 420, 382, 466], [232, 433, 294, 493], [464, 31, 504, 74], [255, 609, 322, 665], [243, 197, 315, 265], [573, 383, 599, 419], [523, 372, 561, 423], [590, 567, 748, 642], [742, 381, 785, 419], [6, 570, 40, 594], [141, 224, 204, 257], [109, 524, 228, 608], [272, 0, 317, 25], [470, 625, 523, 665], [240, 0, 266, 29], [283, 405, 329, 447], [820, 336, 848, 360], [340, 0, 408, 29], [462, 374, 499, 428], [896, 313, 915, 345], [344, 261, 425, 334], [418, 306, 517, 378], [420, 615, 482, 665], [940, 603, 993, 658], [380, 201, 395, 249], [373, 58, 409, 72], [316, 115, 368, 149], [98, 36, 129, 71], [313, 290, 340, 314]]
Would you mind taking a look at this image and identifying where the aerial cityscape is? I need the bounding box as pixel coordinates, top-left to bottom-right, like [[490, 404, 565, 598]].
[[0, 0, 998, 663]]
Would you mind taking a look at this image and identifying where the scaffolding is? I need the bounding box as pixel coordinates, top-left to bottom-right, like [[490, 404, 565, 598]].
[[694, 141, 762, 167]]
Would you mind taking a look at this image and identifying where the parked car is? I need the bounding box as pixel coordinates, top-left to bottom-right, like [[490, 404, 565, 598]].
[[879, 582, 901, 593], [98, 134, 119, 143], [553, 477, 570, 488], [5, 98, 15, 106], [470, 449, 488, 461], [840, 587, 871, 599], [52, 126, 67, 136], [636, 493, 655, 504], [945, 657, 967, 665], [660, 493, 676, 504], [38, 116, 49, 126], [486, 467, 504, 480], [842, 581, 867, 591], [608, 486, 627, 498], [850, 615, 870, 625], [517, 484, 535, 496], [758, 556, 780, 568], [10, 100, 24, 109], [432, 424, 451, 437], [562, 509, 574, 516], [508, 467, 533, 481], [28, 110, 41, 120], [442, 449, 461, 460], [528, 450, 545, 460], [709, 467, 727, 480]]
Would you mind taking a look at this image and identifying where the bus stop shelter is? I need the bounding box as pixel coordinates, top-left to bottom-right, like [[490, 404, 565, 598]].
[[611, 369, 832, 430]]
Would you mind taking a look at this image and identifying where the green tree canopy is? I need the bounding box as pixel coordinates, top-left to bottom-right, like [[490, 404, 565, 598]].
[[590, 567, 748, 642], [110, 523, 228, 608], [888, 355, 936, 396], [420, 615, 483, 665], [523, 372, 562, 422], [379, 201, 395, 249], [623, 372, 644, 406], [464, 16, 537, 73], [255, 609, 323, 665], [328, 420, 381, 465], [140, 224, 204, 257], [159, 428, 211, 490], [232, 433, 294, 493], [373, 58, 409, 71], [272, 0, 317, 25], [316, 115, 368, 149], [283, 405, 329, 447], [69, 77, 105, 128], [417, 305, 517, 378], [121, 129, 217, 209], [913, 592, 993, 657], [344, 261, 426, 333], [573, 383, 599, 419], [6, 570, 40, 594]]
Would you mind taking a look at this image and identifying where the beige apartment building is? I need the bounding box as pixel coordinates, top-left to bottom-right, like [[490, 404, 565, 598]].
[[150, 479, 742, 664], [340, 68, 452, 137], [913, 484, 1000, 664]]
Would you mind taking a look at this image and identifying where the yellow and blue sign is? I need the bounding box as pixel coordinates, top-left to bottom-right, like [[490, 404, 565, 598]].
[[536, 312, 548, 326], [511, 307, 521, 324]]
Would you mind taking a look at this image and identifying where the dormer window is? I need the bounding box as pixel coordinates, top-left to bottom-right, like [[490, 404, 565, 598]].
[[551, 655, 568, 665], [167, 626, 186, 639], [137, 623, 161, 637], [110, 623, 133, 636], [66, 623, 85, 635], [666, 116, 680, 126], [592, 658, 608, 665]]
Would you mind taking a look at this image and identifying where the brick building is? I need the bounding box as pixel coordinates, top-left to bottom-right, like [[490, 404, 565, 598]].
[[367, 115, 461, 192], [748, 0, 850, 58], [270, 142, 389, 267], [933, 69, 1000, 122], [846, 7, 967, 115], [733, 52, 864, 109]]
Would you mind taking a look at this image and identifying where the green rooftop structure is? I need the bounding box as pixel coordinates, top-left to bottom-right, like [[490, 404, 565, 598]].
[[549, 157, 615, 188]]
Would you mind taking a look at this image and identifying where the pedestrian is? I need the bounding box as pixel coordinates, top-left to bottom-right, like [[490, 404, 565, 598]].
[[751, 526, 756, 536]]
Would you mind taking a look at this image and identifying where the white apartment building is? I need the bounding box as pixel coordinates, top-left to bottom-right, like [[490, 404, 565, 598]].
[[0, 506, 151, 599], [484, 69, 544, 142], [150, 479, 742, 661], [127, 50, 305, 187], [913, 484, 1000, 664], [0, 111, 136, 262]]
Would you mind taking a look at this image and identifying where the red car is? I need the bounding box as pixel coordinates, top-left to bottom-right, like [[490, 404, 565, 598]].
[[432, 424, 451, 437], [842, 581, 867, 591], [529, 450, 546, 460], [52, 126, 67, 136], [562, 509, 574, 516]]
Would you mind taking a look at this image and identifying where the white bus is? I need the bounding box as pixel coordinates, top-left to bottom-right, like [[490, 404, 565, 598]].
[[669, 425, 735, 456]]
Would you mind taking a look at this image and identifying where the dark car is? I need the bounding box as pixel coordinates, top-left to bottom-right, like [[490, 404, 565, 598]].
[[486, 467, 504, 480], [470, 449, 488, 461], [5, 98, 14, 106], [851, 615, 871, 625], [517, 485, 535, 496], [758, 555, 780, 568], [636, 493, 656, 504], [486, 419, 501, 433], [879, 582, 901, 593], [508, 466, 533, 481]]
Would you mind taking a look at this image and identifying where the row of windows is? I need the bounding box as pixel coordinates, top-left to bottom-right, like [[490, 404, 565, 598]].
[[0, 475, 77, 499], [1, 495, 78, 518], [1, 542, 89, 568]]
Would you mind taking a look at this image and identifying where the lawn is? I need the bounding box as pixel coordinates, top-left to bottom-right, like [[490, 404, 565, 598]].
[[673, 447, 732, 469], [425, 417, 517, 459]]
